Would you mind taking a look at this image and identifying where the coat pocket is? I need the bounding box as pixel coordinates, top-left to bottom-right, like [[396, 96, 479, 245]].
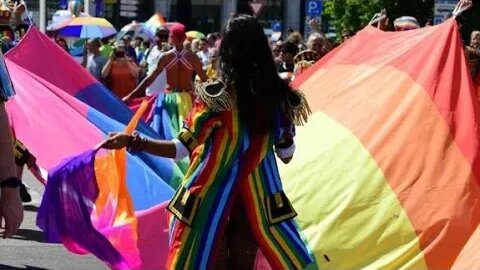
[[167, 186, 202, 227], [265, 191, 298, 225]]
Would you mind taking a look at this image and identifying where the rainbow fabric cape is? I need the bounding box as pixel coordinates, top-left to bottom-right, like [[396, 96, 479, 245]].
[[262, 19, 480, 269]]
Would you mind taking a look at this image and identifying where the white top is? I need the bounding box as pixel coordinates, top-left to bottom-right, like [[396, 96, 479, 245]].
[[196, 50, 210, 67], [145, 45, 167, 96]]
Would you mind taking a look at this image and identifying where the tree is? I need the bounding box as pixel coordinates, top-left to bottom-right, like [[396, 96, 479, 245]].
[[323, 0, 434, 34]]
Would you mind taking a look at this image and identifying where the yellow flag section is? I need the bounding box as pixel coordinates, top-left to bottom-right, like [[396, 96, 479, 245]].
[[281, 59, 480, 269], [281, 111, 427, 270]]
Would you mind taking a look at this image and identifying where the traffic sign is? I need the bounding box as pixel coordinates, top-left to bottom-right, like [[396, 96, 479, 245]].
[[434, 0, 456, 24], [249, 0, 265, 18], [271, 20, 282, 32], [306, 0, 322, 18]]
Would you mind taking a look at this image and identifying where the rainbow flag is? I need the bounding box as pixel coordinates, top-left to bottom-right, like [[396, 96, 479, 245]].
[[4, 27, 184, 269], [256, 19, 480, 269], [4, 27, 183, 188]]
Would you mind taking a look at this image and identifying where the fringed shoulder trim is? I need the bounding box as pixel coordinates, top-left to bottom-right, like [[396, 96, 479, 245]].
[[285, 90, 312, 126], [195, 80, 233, 112]]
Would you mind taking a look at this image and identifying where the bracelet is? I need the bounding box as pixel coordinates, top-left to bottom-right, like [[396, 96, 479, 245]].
[[127, 132, 148, 152], [0, 177, 22, 188]]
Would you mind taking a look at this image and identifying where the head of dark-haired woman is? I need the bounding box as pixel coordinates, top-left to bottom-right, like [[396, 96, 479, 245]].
[[219, 14, 291, 136]]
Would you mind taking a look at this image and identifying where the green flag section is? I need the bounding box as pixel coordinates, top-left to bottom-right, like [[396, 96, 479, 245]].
[[279, 19, 480, 269]]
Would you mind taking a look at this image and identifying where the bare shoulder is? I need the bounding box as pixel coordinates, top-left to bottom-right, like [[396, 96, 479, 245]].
[[159, 50, 175, 63], [186, 51, 201, 61]]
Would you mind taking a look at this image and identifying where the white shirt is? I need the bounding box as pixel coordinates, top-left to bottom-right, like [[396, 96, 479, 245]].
[[145, 45, 167, 96], [196, 50, 210, 67]]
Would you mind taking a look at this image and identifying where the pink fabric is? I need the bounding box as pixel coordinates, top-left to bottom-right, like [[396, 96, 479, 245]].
[[5, 27, 96, 95], [5, 61, 101, 170], [254, 250, 272, 270], [136, 202, 170, 269], [126, 95, 157, 123]]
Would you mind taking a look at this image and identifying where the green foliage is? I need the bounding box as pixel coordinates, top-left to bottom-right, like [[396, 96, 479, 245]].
[[323, 0, 435, 34]]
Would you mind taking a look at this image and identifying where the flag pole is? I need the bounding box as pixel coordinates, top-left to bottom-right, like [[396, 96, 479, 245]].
[[84, 0, 90, 15], [39, 0, 46, 32]]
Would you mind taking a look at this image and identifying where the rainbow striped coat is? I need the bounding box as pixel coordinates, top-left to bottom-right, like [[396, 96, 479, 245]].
[[166, 94, 315, 269]]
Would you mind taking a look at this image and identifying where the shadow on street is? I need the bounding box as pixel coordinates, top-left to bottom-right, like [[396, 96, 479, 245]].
[[0, 265, 50, 270]]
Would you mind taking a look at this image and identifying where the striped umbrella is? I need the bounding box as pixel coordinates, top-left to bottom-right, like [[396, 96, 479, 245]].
[[57, 17, 117, 38]]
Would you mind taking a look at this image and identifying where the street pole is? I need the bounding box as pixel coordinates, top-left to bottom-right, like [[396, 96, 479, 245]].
[[84, 0, 90, 15], [39, 0, 46, 33]]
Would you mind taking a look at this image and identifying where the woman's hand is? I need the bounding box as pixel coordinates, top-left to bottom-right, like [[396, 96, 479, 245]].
[[101, 132, 131, 149]]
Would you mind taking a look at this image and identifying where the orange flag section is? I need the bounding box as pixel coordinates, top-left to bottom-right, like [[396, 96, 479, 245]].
[[284, 19, 480, 269], [90, 101, 148, 268]]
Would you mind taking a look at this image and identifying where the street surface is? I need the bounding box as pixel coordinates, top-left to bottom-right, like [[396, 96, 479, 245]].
[[0, 170, 105, 270]]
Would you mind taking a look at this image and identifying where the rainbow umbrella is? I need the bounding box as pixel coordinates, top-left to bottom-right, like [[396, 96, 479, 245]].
[[119, 21, 154, 40], [186, 30, 205, 40], [57, 17, 117, 38]]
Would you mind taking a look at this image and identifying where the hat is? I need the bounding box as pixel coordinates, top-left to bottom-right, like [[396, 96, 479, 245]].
[[293, 50, 320, 65], [169, 23, 186, 42], [293, 50, 320, 76], [393, 16, 420, 31]]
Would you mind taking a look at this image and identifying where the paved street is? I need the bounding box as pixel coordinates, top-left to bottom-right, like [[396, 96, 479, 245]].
[[0, 171, 106, 270]]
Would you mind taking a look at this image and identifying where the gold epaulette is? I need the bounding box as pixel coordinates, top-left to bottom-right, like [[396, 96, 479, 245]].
[[195, 80, 232, 112], [285, 90, 311, 126]]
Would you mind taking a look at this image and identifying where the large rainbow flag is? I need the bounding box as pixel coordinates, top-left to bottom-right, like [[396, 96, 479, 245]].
[[5, 27, 184, 188], [269, 19, 480, 269], [4, 27, 183, 268]]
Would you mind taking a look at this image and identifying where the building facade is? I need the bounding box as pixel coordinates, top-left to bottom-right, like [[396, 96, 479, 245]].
[[27, 0, 304, 34], [159, 0, 303, 34]]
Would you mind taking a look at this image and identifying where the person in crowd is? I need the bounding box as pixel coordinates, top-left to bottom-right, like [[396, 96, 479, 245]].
[[342, 30, 354, 42], [272, 40, 283, 66], [99, 37, 113, 58], [206, 33, 217, 49], [134, 36, 144, 58], [307, 18, 333, 52], [55, 37, 69, 52], [197, 37, 210, 67], [183, 39, 192, 51], [102, 14, 314, 270], [277, 41, 298, 82], [13, 139, 42, 202], [102, 40, 139, 99], [122, 35, 137, 63], [306, 32, 330, 59], [0, 52, 23, 239], [82, 38, 107, 82], [138, 26, 170, 97], [287, 31, 305, 51], [137, 39, 150, 64], [123, 23, 207, 138], [191, 38, 200, 54], [272, 41, 282, 59], [196, 47, 219, 81], [465, 30, 480, 82]]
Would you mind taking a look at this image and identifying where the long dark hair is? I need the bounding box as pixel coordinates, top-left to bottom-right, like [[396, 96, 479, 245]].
[[219, 14, 291, 136]]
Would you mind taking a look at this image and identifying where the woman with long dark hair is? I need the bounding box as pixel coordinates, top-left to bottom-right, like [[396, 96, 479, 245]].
[[102, 14, 314, 269]]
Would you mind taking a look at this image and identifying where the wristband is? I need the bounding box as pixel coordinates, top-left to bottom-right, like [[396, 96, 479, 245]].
[[0, 177, 22, 188]]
